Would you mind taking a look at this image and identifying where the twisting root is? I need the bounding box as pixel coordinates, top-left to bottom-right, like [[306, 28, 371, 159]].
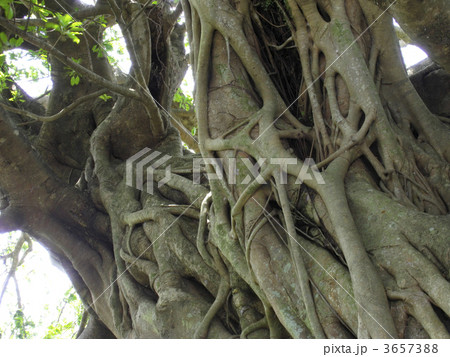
[[194, 247, 230, 338], [183, 0, 449, 339], [274, 170, 325, 338], [240, 317, 268, 339], [387, 289, 450, 339], [196, 192, 214, 267]]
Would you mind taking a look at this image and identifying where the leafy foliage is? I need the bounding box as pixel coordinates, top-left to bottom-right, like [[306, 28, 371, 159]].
[[173, 87, 193, 111], [65, 58, 82, 86], [1, 233, 84, 339], [0, 0, 14, 20], [43, 287, 85, 339], [45, 13, 84, 44], [0, 284, 84, 339], [11, 309, 35, 339], [99, 93, 112, 101]]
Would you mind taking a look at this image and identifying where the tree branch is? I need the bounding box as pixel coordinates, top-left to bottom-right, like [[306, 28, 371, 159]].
[[0, 107, 110, 240], [106, 0, 166, 138], [0, 232, 31, 307], [0, 16, 140, 100], [0, 90, 107, 123]]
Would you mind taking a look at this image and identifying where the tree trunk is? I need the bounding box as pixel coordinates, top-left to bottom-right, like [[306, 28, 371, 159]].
[[0, 0, 449, 338]]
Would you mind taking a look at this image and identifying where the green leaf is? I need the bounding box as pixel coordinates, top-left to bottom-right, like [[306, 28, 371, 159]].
[[0, 32, 8, 45], [66, 33, 80, 44], [173, 87, 194, 111], [45, 22, 60, 31], [8, 37, 24, 48], [15, 37, 24, 47], [104, 42, 113, 51], [99, 94, 112, 101], [0, 1, 14, 19], [70, 75, 80, 86], [56, 13, 73, 26]]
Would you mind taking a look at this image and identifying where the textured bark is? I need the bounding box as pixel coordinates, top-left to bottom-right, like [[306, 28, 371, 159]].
[[369, 0, 450, 72], [0, 0, 449, 338], [409, 59, 450, 117]]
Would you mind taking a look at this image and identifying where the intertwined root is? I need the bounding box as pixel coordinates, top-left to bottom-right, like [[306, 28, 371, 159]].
[[347, 169, 450, 338], [85, 0, 450, 338]]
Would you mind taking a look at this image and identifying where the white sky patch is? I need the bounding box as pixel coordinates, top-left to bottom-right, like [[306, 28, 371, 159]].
[[392, 19, 427, 68], [16, 77, 53, 98], [0, 234, 72, 337], [181, 67, 194, 98], [9, 50, 52, 98], [401, 45, 428, 68]]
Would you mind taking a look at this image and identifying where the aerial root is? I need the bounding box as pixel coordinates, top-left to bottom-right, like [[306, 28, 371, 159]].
[[262, 303, 285, 338], [196, 192, 214, 268], [275, 171, 325, 338], [387, 289, 450, 339], [240, 317, 268, 339], [231, 166, 274, 218], [194, 247, 230, 339]]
